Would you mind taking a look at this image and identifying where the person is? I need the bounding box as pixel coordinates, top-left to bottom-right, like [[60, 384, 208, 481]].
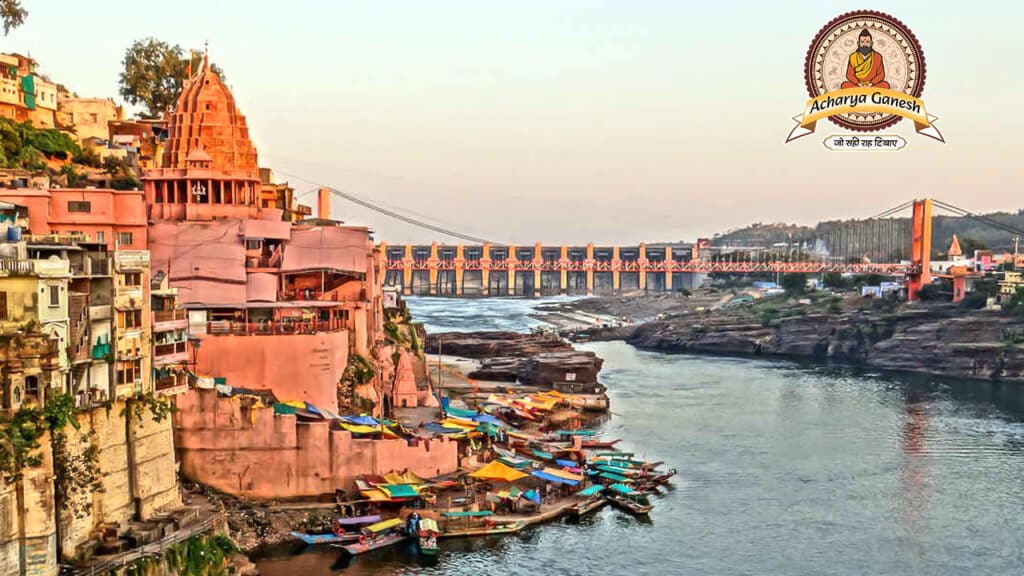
[[841, 29, 890, 89]]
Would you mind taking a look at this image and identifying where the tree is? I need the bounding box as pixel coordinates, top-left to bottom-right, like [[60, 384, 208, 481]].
[[780, 273, 808, 296], [118, 38, 225, 118], [1, 0, 26, 35]]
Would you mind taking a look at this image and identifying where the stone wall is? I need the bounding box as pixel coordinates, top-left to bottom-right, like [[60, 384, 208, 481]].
[[0, 401, 181, 574], [174, 389, 459, 499]]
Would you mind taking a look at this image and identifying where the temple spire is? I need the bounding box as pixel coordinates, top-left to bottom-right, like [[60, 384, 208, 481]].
[[202, 40, 209, 72]]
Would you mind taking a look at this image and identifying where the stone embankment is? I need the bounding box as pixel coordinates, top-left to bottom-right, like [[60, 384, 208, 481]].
[[425, 331, 603, 389], [624, 305, 1024, 382]]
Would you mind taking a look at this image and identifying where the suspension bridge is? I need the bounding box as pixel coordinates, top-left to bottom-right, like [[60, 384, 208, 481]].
[[302, 183, 1024, 301]]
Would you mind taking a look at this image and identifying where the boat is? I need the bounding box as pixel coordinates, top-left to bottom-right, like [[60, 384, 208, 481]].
[[289, 514, 383, 545], [634, 468, 677, 492], [333, 518, 409, 555], [569, 485, 608, 517], [417, 517, 440, 555], [581, 438, 621, 449], [605, 483, 654, 515]]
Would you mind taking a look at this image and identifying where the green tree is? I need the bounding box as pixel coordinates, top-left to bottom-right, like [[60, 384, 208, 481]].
[[119, 38, 226, 118], [1, 0, 26, 35], [780, 273, 808, 296]]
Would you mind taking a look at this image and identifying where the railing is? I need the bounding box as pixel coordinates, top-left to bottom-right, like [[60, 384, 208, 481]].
[[0, 258, 32, 274], [154, 309, 187, 323], [384, 258, 913, 275], [206, 318, 344, 336], [64, 511, 226, 576]]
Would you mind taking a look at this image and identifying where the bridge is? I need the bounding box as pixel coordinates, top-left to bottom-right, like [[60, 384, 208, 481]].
[[304, 185, 1023, 301]]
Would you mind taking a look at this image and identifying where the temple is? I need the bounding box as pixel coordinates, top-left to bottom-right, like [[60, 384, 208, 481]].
[[145, 55, 384, 411]]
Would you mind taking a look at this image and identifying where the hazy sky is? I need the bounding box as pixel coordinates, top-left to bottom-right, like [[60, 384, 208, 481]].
[[5, 1, 1023, 244]]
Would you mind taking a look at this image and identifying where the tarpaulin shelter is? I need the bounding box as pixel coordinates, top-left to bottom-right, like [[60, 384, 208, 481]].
[[540, 467, 584, 483], [342, 415, 379, 426], [578, 485, 605, 497], [423, 422, 464, 435], [532, 469, 580, 487], [384, 471, 428, 485], [469, 461, 528, 482], [377, 484, 421, 499]]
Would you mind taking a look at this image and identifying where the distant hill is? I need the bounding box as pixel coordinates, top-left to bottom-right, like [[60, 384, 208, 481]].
[[715, 211, 1024, 254]]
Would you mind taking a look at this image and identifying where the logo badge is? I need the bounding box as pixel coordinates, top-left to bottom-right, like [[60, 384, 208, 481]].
[[787, 11, 943, 143]]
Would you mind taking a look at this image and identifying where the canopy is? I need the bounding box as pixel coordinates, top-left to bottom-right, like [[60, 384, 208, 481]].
[[578, 485, 605, 497], [555, 459, 578, 468], [595, 452, 634, 458], [555, 429, 596, 436], [424, 422, 464, 435], [497, 456, 531, 470], [469, 461, 528, 482], [596, 464, 637, 476], [342, 415, 379, 426], [337, 514, 381, 526], [476, 423, 502, 437], [418, 518, 439, 533], [541, 467, 584, 483], [360, 489, 391, 502], [445, 406, 481, 419], [441, 417, 478, 429], [599, 472, 631, 483], [366, 518, 404, 533], [340, 422, 399, 438], [443, 510, 494, 518], [609, 483, 639, 496], [384, 471, 428, 485], [473, 414, 504, 426], [532, 470, 580, 486], [378, 484, 420, 499], [531, 449, 554, 461]]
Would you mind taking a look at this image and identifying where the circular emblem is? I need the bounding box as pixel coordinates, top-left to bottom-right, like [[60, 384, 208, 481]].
[[804, 11, 926, 131]]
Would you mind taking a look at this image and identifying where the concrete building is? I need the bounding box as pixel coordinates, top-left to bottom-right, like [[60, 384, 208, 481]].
[[57, 97, 123, 143], [0, 53, 57, 128], [0, 187, 147, 251]]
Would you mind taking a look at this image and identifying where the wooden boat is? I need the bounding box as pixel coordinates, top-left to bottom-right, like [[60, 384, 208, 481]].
[[581, 438, 620, 449], [569, 485, 608, 517], [290, 514, 382, 545], [605, 483, 653, 515], [333, 518, 409, 555], [417, 518, 440, 556]]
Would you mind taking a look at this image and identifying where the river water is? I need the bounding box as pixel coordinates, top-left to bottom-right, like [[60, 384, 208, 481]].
[[256, 297, 1024, 575]]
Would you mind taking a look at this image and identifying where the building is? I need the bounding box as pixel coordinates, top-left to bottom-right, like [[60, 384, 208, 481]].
[[109, 119, 167, 169], [146, 55, 383, 411], [0, 187, 147, 251], [151, 271, 189, 396], [112, 250, 151, 400], [260, 168, 311, 222], [57, 97, 123, 142], [0, 52, 57, 128]]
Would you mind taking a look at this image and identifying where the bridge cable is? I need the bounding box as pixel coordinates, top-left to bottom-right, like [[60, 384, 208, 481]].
[[931, 200, 1024, 238], [267, 168, 499, 244]]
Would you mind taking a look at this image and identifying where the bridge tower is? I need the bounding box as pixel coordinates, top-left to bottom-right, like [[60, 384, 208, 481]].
[[907, 198, 933, 301]]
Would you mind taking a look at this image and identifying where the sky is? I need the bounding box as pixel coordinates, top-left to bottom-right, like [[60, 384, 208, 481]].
[[4, 1, 1023, 244]]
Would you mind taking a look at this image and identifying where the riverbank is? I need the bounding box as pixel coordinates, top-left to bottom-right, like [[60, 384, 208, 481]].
[[542, 291, 1024, 383]]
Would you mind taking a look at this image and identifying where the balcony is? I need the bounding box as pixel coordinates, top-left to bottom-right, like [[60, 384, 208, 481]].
[[153, 309, 188, 332], [0, 258, 33, 275], [205, 317, 344, 336]]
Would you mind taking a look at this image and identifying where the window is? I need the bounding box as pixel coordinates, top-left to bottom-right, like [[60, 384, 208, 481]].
[[68, 201, 91, 213], [117, 360, 141, 385], [89, 113, 98, 123], [95, 231, 105, 244], [123, 272, 141, 287], [48, 285, 60, 308], [117, 232, 133, 246], [0, 291, 6, 320], [118, 309, 142, 329], [24, 376, 39, 401]]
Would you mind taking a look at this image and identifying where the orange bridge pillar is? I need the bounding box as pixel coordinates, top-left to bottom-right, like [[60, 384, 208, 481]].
[[907, 199, 933, 301], [481, 243, 491, 297]]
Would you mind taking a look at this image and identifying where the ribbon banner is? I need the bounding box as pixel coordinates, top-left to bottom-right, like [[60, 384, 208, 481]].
[[786, 87, 943, 143]]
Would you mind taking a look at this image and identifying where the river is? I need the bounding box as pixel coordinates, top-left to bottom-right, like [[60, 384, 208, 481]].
[[256, 296, 1024, 575]]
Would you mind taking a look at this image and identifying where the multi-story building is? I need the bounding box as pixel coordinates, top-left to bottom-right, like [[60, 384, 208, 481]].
[[57, 97, 124, 142], [259, 168, 311, 222], [145, 55, 382, 412], [0, 52, 57, 128], [151, 271, 189, 396], [0, 187, 147, 251], [112, 250, 151, 400]]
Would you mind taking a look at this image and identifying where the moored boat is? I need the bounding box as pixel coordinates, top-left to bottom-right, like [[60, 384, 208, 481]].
[[417, 517, 440, 555], [290, 514, 383, 545], [333, 518, 409, 555], [569, 485, 608, 517], [581, 438, 620, 449], [605, 483, 654, 515]]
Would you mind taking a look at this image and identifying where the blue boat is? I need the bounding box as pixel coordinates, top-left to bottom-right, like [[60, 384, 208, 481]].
[[290, 515, 383, 545]]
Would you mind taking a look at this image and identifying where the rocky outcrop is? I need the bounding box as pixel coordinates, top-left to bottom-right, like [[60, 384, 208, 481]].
[[518, 351, 604, 389], [625, 305, 1024, 383], [424, 331, 572, 359]]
